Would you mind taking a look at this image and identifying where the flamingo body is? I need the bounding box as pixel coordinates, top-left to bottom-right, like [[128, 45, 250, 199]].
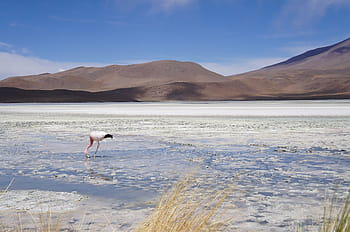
[[84, 131, 113, 157]]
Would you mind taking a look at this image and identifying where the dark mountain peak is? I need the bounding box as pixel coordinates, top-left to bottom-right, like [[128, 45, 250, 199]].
[[265, 37, 350, 69]]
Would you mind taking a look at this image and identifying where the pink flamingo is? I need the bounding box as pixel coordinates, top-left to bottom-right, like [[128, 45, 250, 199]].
[[84, 131, 113, 158]]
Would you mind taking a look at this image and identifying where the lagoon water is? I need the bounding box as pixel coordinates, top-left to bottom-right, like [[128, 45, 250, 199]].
[[0, 100, 350, 231]]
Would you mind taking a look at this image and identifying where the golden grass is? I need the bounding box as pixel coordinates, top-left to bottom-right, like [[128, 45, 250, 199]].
[[319, 193, 350, 232], [1, 175, 234, 232], [295, 192, 350, 232], [0, 211, 64, 232], [36, 211, 62, 232], [0, 177, 15, 195], [1, 176, 349, 232], [134, 175, 233, 232], [0, 179, 65, 232]]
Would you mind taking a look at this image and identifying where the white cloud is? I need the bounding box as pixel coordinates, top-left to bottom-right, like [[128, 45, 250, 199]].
[[0, 41, 16, 54], [152, 0, 194, 10], [0, 41, 31, 55], [200, 57, 287, 76], [0, 41, 12, 50], [279, 0, 350, 28], [0, 52, 107, 79], [110, 0, 195, 12]]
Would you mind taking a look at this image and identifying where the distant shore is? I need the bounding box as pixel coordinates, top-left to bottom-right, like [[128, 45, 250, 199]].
[[1, 87, 350, 103]]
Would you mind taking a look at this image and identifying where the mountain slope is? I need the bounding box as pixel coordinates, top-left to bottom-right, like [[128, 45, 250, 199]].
[[229, 37, 350, 98], [0, 38, 349, 102], [265, 37, 350, 69], [0, 60, 227, 92]]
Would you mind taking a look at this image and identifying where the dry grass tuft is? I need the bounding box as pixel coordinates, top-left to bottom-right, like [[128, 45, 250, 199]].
[[11, 210, 63, 232], [0, 177, 15, 194], [295, 192, 350, 232], [37, 211, 62, 232], [319, 193, 350, 232], [2, 175, 348, 232], [134, 175, 233, 232]]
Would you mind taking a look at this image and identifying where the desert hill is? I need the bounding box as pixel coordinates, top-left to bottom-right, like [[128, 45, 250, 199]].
[[229, 38, 350, 99], [0, 60, 227, 92], [264, 37, 350, 70], [0, 38, 349, 102]]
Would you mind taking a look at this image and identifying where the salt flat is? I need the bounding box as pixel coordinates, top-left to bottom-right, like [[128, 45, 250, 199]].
[[0, 100, 349, 231], [1, 100, 350, 116]]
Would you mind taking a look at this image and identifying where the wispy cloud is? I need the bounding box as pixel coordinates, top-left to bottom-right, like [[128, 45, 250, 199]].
[[0, 41, 15, 53], [109, 0, 195, 12], [0, 52, 107, 79], [0, 41, 12, 50], [50, 15, 97, 24], [0, 41, 31, 55], [278, 0, 350, 28], [152, 0, 195, 11]]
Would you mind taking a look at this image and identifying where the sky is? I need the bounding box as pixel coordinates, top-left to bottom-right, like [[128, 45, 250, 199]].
[[0, 0, 350, 79]]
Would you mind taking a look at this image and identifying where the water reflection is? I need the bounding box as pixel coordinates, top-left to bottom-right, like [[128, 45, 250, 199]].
[[84, 158, 114, 182]]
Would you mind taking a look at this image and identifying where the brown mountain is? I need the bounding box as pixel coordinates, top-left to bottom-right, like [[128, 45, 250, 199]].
[[229, 37, 350, 99], [0, 60, 227, 92], [0, 38, 349, 102]]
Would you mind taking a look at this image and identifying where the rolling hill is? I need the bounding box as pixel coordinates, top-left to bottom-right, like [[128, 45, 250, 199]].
[[229, 37, 350, 99], [0, 38, 349, 102], [0, 60, 227, 92]]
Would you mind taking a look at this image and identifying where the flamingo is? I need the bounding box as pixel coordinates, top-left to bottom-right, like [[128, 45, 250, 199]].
[[84, 131, 113, 158]]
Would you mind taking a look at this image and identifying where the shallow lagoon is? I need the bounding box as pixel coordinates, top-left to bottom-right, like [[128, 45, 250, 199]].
[[0, 100, 350, 231]]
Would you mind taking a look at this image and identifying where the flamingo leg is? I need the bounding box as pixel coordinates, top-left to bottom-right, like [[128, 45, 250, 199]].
[[94, 141, 100, 158], [84, 137, 94, 158]]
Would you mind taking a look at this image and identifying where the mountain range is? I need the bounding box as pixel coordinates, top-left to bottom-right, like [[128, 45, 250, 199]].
[[1, 38, 349, 102]]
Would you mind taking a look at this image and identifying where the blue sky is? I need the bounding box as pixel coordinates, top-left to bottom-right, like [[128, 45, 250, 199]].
[[0, 0, 350, 78]]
